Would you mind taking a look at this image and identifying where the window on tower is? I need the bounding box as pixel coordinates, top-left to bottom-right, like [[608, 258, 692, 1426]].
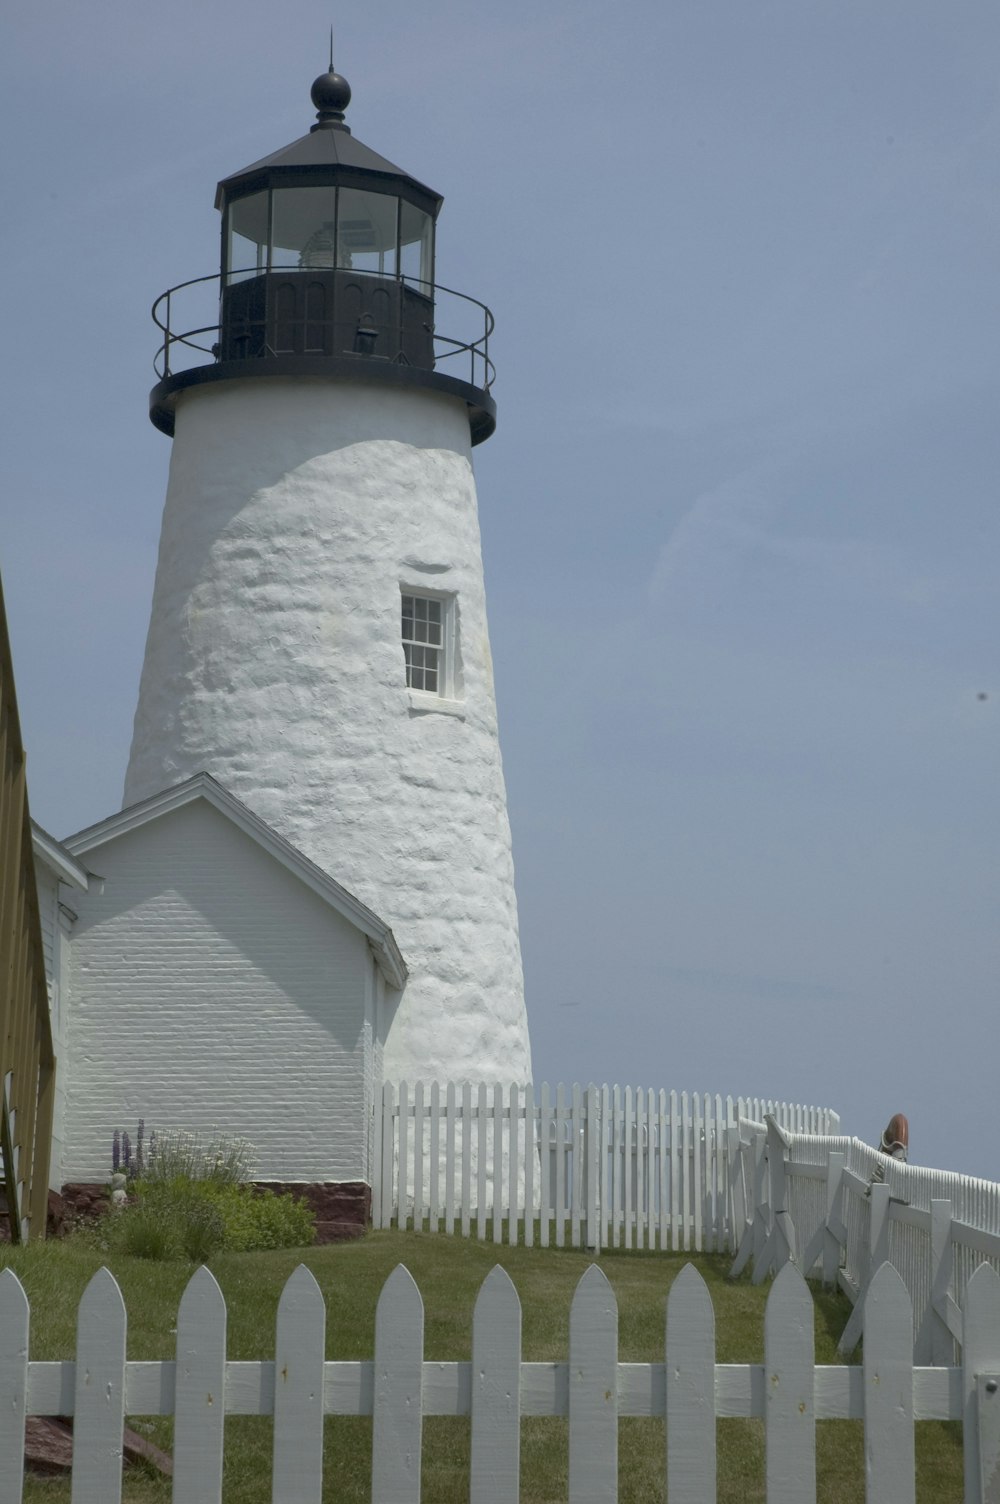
[[401, 594, 442, 692], [400, 590, 462, 711]]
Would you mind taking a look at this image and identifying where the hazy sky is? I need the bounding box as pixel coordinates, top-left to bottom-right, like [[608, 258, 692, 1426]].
[[2, 2, 998, 1176]]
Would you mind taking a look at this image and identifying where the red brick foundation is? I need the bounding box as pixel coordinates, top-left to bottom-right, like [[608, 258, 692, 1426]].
[[58, 1180, 370, 1244], [259, 1181, 370, 1244]]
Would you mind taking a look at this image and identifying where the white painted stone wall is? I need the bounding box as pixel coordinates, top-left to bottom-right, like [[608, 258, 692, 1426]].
[[125, 376, 532, 1089], [62, 797, 374, 1182]]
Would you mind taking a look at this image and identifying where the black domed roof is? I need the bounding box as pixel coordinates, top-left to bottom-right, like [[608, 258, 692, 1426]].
[[214, 69, 442, 217]]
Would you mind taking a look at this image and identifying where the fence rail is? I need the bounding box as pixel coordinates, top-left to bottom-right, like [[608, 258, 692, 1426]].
[[730, 1115, 1000, 1363], [4, 1258, 1000, 1501], [373, 1083, 840, 1252]]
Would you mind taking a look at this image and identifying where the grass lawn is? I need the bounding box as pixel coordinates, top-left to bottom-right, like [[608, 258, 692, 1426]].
[[1, 1229, 962, 1502]]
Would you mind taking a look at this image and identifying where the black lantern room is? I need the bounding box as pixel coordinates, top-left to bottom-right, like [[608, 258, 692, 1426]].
[[150, 68, 496, 443]]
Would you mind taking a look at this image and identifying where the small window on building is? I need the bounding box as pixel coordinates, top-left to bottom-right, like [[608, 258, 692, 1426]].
[[401, 594, 443, 692]]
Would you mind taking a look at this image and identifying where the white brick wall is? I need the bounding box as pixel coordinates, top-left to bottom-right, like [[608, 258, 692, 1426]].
[[63, 798, 374, 1183]]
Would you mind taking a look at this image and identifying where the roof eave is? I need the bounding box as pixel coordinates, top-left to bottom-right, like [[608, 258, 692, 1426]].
[[65, 773, 408, 988]]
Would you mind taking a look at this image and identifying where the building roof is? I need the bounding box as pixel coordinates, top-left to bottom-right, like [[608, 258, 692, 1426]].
[[63, 773, 407, 989], [216, 125, 441, 206], [30, 822, 91, 891]]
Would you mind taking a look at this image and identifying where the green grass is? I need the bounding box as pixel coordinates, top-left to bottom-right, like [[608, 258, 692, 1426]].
[[2, 1229, 963, 1502]]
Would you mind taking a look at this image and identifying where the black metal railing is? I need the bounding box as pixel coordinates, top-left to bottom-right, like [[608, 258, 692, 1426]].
[[152, 268, 495, 393]]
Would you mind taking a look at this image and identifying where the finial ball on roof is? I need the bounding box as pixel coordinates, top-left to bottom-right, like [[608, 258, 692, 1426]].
[[311, 69, 352, 116]]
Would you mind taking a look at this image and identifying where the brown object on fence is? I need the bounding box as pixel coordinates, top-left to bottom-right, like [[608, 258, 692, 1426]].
[[879, 1112, 909, 1160], [0, 570, 55, 1241]]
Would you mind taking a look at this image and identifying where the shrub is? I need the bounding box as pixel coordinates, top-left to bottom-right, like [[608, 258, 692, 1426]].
[[96, 1126, 315, 1260], [142, 1128, 256, 1187], [208, 1184, 316, 1253]]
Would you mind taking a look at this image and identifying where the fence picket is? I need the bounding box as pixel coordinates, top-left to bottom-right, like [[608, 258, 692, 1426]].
[[172, 1266, 226, 1504], [658, 1090, 669, 1253], [477, 1083, 489, 1240], [862, 1264, 914, 1503], [571, 1084, 583, 1249], [270, 1266, 325, 1503], [371, 1074, 383, 1230], [666, 1263, 716, 1503], [429, 1082, 440, 1234], [471, 1267, 521, 1504], [693, 1094, 703, 1253], [764, 1263, 815, 1503], [586, 1083, 599, 1252], [461, 1082, 473, 1238], [509, 1083, 520, 1246], [681, 1092, 691, 1253], [962, 1261, 1000, 1499], [928, 1198, 956, 1367], [568, 1266, 618, 1504], [624, 1087, 634, 1252], [380, 1082, 394, 1230], [0, 1269, 28, 1504], [524, 1082, 535, 1248], [555, 1085, 567, 1250], [539, 1083, 551, 1249], [445, 1082, 456, 1236], [670, 1090, 680, 1251], [413, 1081, 424, 1234], [71, 1267, 126, 1504], [398, 1082, 410, 1232], [649, 1088, 658, 1247], [493, 1084, 504, 1244], [372, 1265, 424, 1504], [600, 1084, 612, 1252], [612, 1084, 623, 1250]]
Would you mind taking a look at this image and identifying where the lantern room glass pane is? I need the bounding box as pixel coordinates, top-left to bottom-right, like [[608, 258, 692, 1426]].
[[336, 189, 398, 275], [227, 192, 268, 284], [400, 202, 433, 289], [271, 187, 337, 270]]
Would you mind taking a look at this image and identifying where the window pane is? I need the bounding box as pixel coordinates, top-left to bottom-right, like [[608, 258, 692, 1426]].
[[400, 202, 433, 288], [227, 193, 268, 284], [271, 187, 337, 269], [402, 593, 445, 694], [337, 189, 398, 275]]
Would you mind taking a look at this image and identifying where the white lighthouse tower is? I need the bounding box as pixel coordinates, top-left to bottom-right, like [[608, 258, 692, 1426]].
[[125, 64, 532, 1090]]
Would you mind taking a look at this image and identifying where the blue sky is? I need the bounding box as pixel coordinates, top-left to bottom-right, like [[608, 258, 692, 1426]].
[[2, 1, 998, 1175]]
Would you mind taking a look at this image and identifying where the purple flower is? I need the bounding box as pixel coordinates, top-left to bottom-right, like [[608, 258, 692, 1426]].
[[122, 1131, 132, 1178], [136, 1119, 144, 1177], [112, 1130, 120, 1174]]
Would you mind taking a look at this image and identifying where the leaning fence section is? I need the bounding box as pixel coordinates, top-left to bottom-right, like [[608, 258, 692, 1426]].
[[373, 1082, 840, 1253], [4, 1258, 1000, 1502], [731, 1114, 1000, 1363]]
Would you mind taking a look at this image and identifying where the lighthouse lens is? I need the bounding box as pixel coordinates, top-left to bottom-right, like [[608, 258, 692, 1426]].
[[271, 187, 337, 270]]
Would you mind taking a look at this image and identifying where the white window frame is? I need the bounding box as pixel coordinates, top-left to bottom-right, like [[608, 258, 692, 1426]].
[[400, 586, 463, 714]]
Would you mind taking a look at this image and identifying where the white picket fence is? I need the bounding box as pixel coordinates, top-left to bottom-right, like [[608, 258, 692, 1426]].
[[373, 1082, 840, 1252], [6, 1256, 1000, 1501], [730, 1115, 1000, 1362]]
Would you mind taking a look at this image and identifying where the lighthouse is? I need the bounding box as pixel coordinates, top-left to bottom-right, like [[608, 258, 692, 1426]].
[[124, 64, 533, 1091]]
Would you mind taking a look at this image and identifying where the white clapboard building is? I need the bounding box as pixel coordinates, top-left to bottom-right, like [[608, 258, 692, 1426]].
[[31, 64, 532, 1210]]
